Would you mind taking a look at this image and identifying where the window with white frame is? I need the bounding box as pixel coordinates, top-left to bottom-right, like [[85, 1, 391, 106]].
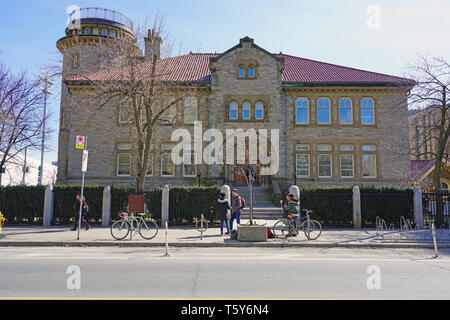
[[110, 31, 115, 38], [295, 98, 309, 124], [93, 28, 99, 35], [183, 97, 198, 124], [317, 144, 332, 152], [296, 144, 310, 152], [317, 98, 331, 124], [340, 154, 354, 178], [361, 144, 376, 152], [116, 143, 132, 176], [361, 98, 375, 124], [362, 154, 376, 178], [339, 98, 352, 124], [340, 144, 354, 152], [161, 145, 175, 176], [318, 154, 332, 178], [183, 151, 196, 177], [296, 154, 310, 177]]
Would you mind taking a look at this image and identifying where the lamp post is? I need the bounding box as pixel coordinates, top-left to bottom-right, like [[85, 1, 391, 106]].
[[38, 70, 52, 185]]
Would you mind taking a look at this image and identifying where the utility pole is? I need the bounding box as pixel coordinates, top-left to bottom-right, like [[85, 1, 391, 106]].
[[38, 70, 52, 185]]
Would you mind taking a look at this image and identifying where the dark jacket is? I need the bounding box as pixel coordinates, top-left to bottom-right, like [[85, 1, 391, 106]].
[[77, 200, 89, 216], [217, 197, 231, 221]]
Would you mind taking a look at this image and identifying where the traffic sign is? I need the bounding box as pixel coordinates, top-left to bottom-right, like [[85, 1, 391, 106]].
[[76, 136, 86, 149]]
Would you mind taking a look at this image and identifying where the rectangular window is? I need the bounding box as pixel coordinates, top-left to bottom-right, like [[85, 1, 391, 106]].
[[117, 142, 132, 151], [340, 154, 354, 178], [317, 144, 332, 152], [102, 29, 108, 36], [84, 28, 90, 35], [119, 105, 132, 123], [93, 28, 99, 35], [318, 154, 332, 178], [110, 31, 116, 38], [248, 67, 255, 78], [295, 98, 309, 124], [340, 144, 354, 152], [296, 144, 310, 152], [339, 98, 352, 124], [362, 145, 376, 152], [238, 67, 245, 78], [362, 154, 377, 178], [183, 97, 198, 124], [161, 152, 175, 176], [183, 152, 196, 177], [117, 153, 131, 176], [296, 154, 310, 177], [361, 98, 375, 124]]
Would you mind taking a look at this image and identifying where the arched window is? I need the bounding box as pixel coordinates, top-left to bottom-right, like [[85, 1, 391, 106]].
[[317, 98, 331, 124], [248, 66, 255, 78], [441, 181, 449, 191], [361, 98, 375, 124], [339, 98, 352, 124], [295, 98, 309, 124], [238, 66, 245, 78], [242, 102, 251, 120], [255, 101, 264, 119], [229, 101, 238, 119]]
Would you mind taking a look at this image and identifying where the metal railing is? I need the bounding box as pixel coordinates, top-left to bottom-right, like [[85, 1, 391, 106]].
[[68, 7, 134, 31]]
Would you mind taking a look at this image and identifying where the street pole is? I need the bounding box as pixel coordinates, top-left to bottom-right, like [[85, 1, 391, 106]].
[[38, 70, 52, 185], [77, 139, 88, 241], [22, 147, 27, 185]]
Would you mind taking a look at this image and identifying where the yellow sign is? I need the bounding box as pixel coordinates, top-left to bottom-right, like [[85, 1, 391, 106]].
[[76, 135, 85, 149]]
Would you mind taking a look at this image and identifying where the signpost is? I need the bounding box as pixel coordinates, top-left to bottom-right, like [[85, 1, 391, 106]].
[[76, 136, 88, 241]]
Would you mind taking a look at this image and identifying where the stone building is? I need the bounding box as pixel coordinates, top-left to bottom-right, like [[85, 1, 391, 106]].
[[56, 8, 415, 191]]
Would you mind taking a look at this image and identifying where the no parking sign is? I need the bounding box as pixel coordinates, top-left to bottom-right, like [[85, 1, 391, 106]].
[[76, 135, 86, 149]]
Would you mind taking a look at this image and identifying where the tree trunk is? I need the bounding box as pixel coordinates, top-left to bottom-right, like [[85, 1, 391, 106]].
[[433, 161, 444, 226]]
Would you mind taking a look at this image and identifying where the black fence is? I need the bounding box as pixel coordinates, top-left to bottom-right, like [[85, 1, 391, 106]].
[[299, 191, 353, 226], [422, 192, 450, 227], [169, 189, 220, 224], [360, 191, 413, 227], [52, 186, 103, 225], [110, 189, 162, 223], [0, 187, 45, 225]]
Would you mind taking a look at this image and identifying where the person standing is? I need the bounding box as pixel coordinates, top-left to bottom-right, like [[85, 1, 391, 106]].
[[230, 189, 244, 230], [71, 194, 90, 231], [217, 192, 231, 236]]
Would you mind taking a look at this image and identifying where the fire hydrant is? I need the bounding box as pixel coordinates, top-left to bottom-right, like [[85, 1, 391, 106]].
[[0, 212, 5, 234]]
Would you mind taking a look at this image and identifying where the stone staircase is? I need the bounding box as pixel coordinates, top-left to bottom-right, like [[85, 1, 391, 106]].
[[233, 186, 283, 220]]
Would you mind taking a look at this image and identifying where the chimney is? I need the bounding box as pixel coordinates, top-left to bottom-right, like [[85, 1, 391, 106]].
[[144, 29, 162, 61]]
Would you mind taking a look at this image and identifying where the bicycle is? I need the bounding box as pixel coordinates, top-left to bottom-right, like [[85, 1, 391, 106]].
[[272, 209, 322, 240], [110, 211, 158, 240]]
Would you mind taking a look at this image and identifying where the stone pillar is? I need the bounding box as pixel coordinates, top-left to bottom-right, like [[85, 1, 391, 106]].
[[43, 184, 54, 226], [221, 185, 231, 206], [102, 186, 111, 227], [161, 184, 169, 227], [352, 186, 362, 229], [413, 186, 424, 229]]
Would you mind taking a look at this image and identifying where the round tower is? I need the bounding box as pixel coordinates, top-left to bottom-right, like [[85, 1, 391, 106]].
[[56, 8, 141, 183], [56, 7, 141, 76]]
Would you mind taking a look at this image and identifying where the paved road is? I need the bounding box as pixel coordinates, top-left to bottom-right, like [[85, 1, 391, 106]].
[[0, 247, 449, 299]]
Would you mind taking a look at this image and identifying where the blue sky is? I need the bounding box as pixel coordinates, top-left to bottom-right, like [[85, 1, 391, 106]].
[[1, 0, 449, 163]]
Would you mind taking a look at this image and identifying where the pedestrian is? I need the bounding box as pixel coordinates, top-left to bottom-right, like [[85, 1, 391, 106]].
[[283, 193, 300, 218], [230, 189, 244, 230], [217, 192, 231, 236], [71, 193, 91, 231]]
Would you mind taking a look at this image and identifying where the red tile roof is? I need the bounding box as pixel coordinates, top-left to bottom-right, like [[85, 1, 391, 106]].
[[66, 52, 414, 86]]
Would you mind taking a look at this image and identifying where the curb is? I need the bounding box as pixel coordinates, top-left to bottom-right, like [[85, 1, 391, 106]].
[[0, 240, 448, 249]]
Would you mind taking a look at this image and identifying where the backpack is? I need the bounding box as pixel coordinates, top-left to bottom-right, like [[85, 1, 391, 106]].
[[230, 229, 238, 240], [240, 197, 245, 209], [267, 227, 275, 239]]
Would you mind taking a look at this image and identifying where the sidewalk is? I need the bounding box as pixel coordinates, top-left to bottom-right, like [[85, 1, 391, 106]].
[[1, 219, 449, 249]]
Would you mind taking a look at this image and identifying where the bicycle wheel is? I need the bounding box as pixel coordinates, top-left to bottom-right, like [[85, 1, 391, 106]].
[[196, 220, 208, 232], [301, 219, 322, 240], [111, 220, 130, 240], [139, 219, 159, 240], [272, 219, 293, 239]]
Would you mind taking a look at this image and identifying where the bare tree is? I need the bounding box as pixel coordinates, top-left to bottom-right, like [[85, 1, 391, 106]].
[[0, 65, 48, 185], [65, 17, 195, 192], [407, 55, 450, 225]]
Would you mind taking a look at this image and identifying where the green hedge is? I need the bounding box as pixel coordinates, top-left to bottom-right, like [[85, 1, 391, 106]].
[[52, 185, 104, 225], [169, 186, 221, 223], [0, 185, 45, 224]]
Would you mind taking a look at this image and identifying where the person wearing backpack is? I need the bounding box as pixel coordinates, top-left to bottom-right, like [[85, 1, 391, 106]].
[[217, 192, 231, 236], [71, 194, 91, 231], [230, 189, 244, 231]]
